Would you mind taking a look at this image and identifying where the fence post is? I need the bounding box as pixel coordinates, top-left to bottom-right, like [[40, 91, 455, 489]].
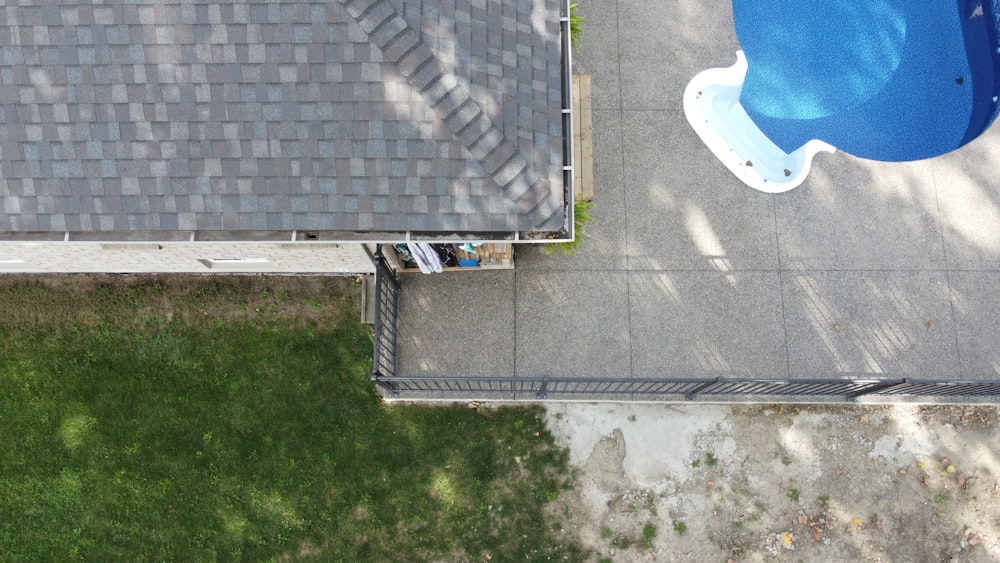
[[370, 374, 399, 395], [536, 376, 549, 399]]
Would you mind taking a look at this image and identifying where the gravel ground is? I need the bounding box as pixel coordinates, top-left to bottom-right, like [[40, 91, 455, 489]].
[[545, 403, 1000, 562]]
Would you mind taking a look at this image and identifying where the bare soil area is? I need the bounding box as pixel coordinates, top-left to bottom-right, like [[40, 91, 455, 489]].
[[0, 273, 361, 329], [546, 403, 1000, 562]]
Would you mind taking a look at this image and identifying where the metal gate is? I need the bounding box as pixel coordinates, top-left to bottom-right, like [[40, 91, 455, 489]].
[[371, 245, 400, 380]]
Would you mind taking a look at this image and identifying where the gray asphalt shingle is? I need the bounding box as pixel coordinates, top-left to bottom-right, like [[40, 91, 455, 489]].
[[0, 0, 566, 235]]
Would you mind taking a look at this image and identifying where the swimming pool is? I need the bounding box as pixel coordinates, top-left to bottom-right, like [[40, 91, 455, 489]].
[[733, 0, 1000, 162]]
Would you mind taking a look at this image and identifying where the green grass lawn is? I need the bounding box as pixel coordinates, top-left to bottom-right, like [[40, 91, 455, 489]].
[[0, 276, 583, 561]]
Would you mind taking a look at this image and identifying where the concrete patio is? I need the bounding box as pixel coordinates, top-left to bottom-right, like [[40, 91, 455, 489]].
[[395, 0, 1000, 389]]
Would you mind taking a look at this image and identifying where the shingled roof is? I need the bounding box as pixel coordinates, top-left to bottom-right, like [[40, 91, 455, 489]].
[[0, 0, 568, 237]]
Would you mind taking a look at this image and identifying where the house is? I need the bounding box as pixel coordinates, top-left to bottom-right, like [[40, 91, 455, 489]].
[[0, 0, 572, 273]]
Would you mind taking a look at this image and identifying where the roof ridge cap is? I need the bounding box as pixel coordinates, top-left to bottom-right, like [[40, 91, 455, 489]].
[[338, 0, 560, 227]]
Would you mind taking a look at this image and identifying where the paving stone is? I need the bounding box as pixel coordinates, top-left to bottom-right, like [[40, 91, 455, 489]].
[[783, 271, 959, 378], [517, 271, 631, 377]]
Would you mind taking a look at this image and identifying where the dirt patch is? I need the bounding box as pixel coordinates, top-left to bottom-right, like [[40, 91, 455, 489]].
[[547, 404, 1000, 562], [0, 273, 361, 330]]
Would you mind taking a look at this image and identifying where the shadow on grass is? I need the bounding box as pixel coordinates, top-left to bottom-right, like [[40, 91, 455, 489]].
[[0, 276, 585, 561]]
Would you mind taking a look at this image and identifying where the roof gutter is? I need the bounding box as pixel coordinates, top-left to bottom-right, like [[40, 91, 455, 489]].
[[554, 0, 576, 244]]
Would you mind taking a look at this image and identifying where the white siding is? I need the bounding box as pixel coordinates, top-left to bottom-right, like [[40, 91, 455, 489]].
[[0, 241, 375, 274]]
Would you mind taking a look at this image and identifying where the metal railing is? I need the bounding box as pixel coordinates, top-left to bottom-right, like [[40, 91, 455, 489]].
[[370, 375, 1000, 402], [371, 245, 400, 379]]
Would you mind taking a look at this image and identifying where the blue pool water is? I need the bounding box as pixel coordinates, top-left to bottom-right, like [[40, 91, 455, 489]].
[[733, 0, 1000, 162]]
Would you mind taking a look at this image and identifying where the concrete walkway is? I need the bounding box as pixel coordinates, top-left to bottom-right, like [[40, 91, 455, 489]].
[[396, 0, 1000, 385]]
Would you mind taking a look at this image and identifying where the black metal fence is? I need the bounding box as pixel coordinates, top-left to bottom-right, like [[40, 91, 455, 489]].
[[371, 245, 400, 379], [368, 244, 1000, 402], [370, 375, 1000, 402]]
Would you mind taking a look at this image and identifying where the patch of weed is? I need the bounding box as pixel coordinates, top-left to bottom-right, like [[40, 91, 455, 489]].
[[643, 492, 657, 513], [641, 523, 657, 548], [546, 198, 594, 256], [611, 536, 633, 549], [788, 488, 800, 502], [932, 492, 948, 517], [673, 521, 687, 536], [705, 452, 719, 467], [569, 2, 584, 50], [818, 495, 830, 507], [191, 281, 221, 301]]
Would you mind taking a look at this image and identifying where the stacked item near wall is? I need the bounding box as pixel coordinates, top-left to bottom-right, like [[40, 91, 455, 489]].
[[391, 243, 514, 273]]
